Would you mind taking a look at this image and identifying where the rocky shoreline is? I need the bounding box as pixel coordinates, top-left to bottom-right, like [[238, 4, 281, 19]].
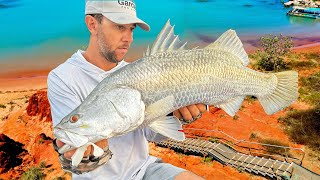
[[284, 0, 320, 8]]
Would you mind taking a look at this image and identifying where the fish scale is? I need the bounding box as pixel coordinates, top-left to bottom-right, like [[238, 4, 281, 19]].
[[104, 50, 274, 107]]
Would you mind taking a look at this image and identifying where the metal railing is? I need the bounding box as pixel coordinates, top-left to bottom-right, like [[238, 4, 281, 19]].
[[183, 128, 305, 165]]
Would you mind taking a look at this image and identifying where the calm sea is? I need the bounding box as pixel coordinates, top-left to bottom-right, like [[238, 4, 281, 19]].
[[0, 0, 319, 70]]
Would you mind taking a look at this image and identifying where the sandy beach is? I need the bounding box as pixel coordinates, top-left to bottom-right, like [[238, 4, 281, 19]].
[[1, 41, 319, 92], [0, 72, 48, 92]]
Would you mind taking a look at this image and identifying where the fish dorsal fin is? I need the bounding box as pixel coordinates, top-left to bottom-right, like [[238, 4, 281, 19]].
[[205, 29, 249, 66], [144, 19, 188, 56]]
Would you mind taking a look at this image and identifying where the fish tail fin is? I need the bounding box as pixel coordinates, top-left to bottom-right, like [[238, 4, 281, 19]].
[[259, 71, 298, 115], [149, 116, 185, 141]]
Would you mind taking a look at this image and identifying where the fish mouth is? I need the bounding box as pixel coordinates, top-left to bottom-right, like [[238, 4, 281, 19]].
[[54, 128, 89, 148]]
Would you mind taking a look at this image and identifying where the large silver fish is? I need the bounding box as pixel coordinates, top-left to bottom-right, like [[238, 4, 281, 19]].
[[54, 20, 298, 167]]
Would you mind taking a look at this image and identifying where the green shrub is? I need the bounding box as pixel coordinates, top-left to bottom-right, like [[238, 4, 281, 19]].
[[249, 132, 258, 139], [253, 34, 293, 71], [209, 137, 219, 143], [21, 167, 46, 180], [246, 96, 257, 104], [299, 72, 320, 106], [47, 168, 55, 173], [203, 156, 213, 162], [279, 106, 320, 152], [287, 52, 319, 69], [256, 52, 288, 71], [52, 177, 65, 180], [286, 52, 302, 61], [233, 115, 239, 120], [288, 60, 318, 69], [225, 141, 234, 148], [304, 52, 320, 62], [39, 161, 46, 168]]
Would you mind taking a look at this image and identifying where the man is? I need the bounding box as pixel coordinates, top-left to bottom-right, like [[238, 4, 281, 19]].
[[48, 0, 206, 179]]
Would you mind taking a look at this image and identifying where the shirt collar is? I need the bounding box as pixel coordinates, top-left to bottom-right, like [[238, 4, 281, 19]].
[[68, 50, 127, 77]]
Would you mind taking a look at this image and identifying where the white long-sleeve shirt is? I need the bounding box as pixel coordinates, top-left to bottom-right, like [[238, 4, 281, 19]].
[[47, 50, 165, 180]]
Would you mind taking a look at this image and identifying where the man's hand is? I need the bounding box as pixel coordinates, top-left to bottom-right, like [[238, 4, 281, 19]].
[[56, 139, 108, 159], [173, 103, 207, 122]]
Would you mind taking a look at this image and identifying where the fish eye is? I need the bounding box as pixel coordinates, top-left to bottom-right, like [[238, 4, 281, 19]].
[[70, 114, 79, 123]]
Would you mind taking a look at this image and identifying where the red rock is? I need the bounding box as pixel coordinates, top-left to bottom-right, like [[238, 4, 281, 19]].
[[26, 91, 52, 122]]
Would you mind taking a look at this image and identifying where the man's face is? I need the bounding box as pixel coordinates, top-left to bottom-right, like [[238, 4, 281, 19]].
[[97, 17, 136, 63]]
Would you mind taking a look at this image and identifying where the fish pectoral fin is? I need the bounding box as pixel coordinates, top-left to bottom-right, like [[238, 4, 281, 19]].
[[216, 96, 245, 116], [145, 95, 175, 120], [149, 116, 185, 141], [205, 29, 249, 66], [144, 19, 188, 57], [71, 144, 90, 167]]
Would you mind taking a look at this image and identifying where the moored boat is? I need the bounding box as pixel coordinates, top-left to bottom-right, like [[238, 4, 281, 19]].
[[287, 6, 320, 19]]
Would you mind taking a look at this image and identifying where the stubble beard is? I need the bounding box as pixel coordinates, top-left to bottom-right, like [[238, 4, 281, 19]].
[[97, 28, 120, 64]]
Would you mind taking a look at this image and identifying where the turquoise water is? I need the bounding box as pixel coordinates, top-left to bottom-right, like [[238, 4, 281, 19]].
[[306, 8, 320, 11], [0, 0, 320, 66]]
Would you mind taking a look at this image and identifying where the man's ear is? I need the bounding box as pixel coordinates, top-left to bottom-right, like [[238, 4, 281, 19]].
[[85, 15, 99, 35]]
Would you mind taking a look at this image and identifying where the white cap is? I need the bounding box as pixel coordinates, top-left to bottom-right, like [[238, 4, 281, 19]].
[[85, 0, 150, 31]]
